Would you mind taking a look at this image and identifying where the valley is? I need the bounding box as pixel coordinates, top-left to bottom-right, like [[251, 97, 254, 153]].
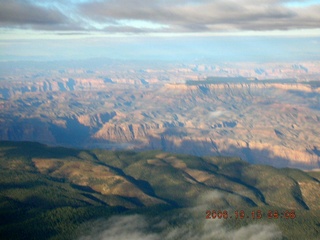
[[1, 61, 319, 169]]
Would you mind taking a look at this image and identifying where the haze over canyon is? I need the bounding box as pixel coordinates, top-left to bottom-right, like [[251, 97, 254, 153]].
[[1, 60, 320, 170]]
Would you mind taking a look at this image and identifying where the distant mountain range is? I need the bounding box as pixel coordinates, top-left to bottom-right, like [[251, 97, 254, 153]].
[[0, 141, 319, 239]]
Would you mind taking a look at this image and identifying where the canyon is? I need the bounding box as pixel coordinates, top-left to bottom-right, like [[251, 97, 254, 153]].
[[1, 60, 320, 169]]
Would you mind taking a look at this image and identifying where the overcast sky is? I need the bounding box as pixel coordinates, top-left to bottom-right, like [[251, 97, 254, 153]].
[[0, 0, 320, 61]]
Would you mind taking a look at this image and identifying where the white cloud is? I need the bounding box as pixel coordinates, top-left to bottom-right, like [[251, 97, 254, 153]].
[[79, 213, 282, 240], [209, 111, 228, 119], [79, 191, 282, 240], [79, 215, 159, 240]]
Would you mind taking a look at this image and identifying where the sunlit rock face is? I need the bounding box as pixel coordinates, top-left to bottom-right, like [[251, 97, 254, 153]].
[[1, 62, 319, 169]]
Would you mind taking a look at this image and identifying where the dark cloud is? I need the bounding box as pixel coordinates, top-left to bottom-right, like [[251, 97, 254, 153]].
[[0, 0, 319, 33], [0, 0, 67, 26], [78, 0, 320, 32], [0, 0, 90, 32]]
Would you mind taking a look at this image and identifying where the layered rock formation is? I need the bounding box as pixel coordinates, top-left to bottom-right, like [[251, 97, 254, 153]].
[[1, 66, 320, 169]]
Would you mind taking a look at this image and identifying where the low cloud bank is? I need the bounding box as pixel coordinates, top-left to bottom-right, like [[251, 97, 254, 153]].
[[79, 191, 282, 240], [79, 214, 281, 240]]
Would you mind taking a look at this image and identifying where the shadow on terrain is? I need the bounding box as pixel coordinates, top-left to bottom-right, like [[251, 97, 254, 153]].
[[92, 158, 180, 207], [145, 135, 319, 170], [49, 117, 91, 146], [0, 140, 91, 161]]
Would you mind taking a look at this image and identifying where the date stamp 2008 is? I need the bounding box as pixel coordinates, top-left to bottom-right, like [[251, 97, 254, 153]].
[[206, 210, 296, 220]]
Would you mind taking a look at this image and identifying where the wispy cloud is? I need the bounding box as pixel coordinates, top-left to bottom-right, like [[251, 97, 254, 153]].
[[79, 191, 282, 240], [79, 215, 159, 240], [81, 215, 282, 240], [209, 110, 230, 119], [0, 0, 319, 34]]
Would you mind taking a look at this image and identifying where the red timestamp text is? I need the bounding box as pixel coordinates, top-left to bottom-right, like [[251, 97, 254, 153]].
[[206, 210, 296, 220]]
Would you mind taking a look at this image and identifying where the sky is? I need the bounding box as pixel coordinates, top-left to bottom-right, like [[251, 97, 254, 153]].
[[0, 0, 320, 62]]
